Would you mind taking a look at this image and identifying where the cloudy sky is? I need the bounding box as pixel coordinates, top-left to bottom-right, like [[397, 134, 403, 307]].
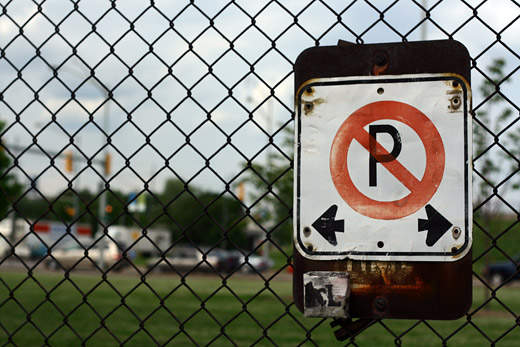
[[1, 0, 519, 201]]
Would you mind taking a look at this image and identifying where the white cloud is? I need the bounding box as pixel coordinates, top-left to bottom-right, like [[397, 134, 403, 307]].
[[1, 0, 519, 198]]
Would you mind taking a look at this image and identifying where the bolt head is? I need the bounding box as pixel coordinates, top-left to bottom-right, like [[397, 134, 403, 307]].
[[374, 297, 388, 312], [374, 52, 387, 66]]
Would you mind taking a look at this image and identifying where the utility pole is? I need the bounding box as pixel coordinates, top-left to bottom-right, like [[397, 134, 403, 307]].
[[51, 62, 111, 270], [421, 0, 428, 41], [245, 81, 274, 258]]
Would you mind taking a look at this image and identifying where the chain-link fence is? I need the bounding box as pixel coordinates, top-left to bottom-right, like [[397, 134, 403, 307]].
[[1, 0, 520, 345]]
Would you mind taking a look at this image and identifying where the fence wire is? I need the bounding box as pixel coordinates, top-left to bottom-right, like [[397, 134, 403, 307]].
[[1, 0, 520, 345]]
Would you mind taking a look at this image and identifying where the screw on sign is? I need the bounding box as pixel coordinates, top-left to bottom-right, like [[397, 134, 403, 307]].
[[295, 74, 471, 261]]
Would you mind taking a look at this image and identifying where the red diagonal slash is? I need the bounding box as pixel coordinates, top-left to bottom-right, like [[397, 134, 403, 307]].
[[330, 101, 445, 220], [355, 128, 420, 191]]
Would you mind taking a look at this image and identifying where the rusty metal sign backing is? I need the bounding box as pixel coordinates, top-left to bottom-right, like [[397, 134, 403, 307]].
[[293, 40, 472, 320]]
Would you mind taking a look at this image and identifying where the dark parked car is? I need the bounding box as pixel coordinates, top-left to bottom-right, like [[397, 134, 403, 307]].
[[483, 255, 520, 287], [147, 247, 239, 273], [205, 248, 241, 273]]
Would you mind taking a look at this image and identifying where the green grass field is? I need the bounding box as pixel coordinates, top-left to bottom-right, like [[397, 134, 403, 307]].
[[1, 216, 519, 346], [1, 270, 519, 346]]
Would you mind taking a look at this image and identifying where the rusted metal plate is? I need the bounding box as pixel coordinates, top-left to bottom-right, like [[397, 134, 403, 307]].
[[293, 40, 472, 320], [294, 250, 472, 319]]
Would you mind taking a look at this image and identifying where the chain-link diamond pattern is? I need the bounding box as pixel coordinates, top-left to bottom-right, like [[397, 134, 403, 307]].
[[1, 0, 520, 345]]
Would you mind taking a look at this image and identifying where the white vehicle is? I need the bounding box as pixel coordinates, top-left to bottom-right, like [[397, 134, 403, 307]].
[[27, 221, 93, 258], [229, 250, 274, 273], [0, 219, 90, 259], [45, 240, 129, 271], [0, 218, 30, 258], [107, 226, 170, 256], [148, 247, 222, 273], [0, 238, 31, 259], [243, 255, 274, 273]]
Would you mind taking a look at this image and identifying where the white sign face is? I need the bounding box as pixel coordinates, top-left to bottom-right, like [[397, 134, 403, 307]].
[[294, 74, 472, 262]]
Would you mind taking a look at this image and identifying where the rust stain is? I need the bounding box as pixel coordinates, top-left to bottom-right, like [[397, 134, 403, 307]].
[[375, 263, 392, 285], [304, 87, 315, 97], [446, 89, 462, 95], [372, 64, 388, 76], [352, 276, 426, 294], [302, 98, 325, 115], [451, 247, 464, 260], [304, 242, 315, 252], [445, 79, 462, 90], [447, 94, 463, 113], [438, 73, 471, 90], [296, 78, 323, 97], [349, 261, 414, 285], [372, 51, 388, 76]]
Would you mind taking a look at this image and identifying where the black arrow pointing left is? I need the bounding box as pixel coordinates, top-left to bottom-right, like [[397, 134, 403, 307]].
[[312, 205, 344, 246]]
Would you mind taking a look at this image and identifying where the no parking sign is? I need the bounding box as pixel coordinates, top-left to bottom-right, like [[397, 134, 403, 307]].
[[295, 74, 471, 261], [292, 41, 473, 322]]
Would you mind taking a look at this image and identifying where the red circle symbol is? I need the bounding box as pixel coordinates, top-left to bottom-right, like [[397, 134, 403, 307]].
[[330, 101, 445, 220]]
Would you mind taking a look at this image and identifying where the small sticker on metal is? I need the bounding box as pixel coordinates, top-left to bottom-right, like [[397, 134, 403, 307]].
[[303, 271, 350, 318]]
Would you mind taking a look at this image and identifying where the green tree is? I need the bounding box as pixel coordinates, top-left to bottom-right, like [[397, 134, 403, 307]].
[[473, 58, 517, 296], [241, 126, 293, 247], [0, 121, 22, 219], [146, 179, 248, 249], [473, 58, 516, 220]]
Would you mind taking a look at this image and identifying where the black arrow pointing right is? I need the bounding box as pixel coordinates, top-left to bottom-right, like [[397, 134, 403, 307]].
[[418, 204, 453, 247]]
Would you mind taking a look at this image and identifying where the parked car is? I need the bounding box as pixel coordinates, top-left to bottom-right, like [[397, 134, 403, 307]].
[[201, 247, 240, 273], [107, 225, 171, 257], [147, 247, 241, 273], [0, 241, 31, 259], [240, 254, 274, 273], [483, 254, 520, 287], [247, 255, 274, 272], [147, 247, 219, 273], [45, 241, 130, 271], [227, 250, 274, 273]]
